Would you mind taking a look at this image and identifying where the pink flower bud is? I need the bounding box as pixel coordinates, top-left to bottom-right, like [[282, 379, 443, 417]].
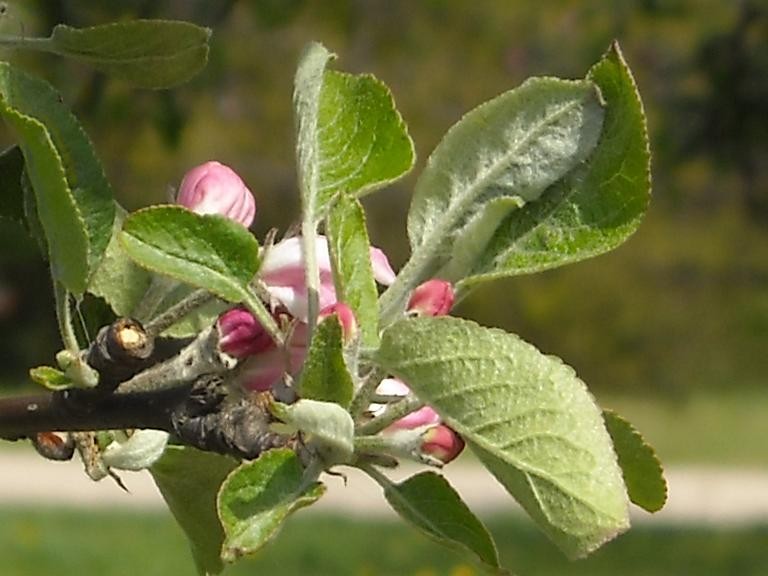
[[421, 425, 465, 464], [235, 345, 307, 392], [176, 161, 256, 227], [217, 307, 276, 358], [372, 378, 440, 430], [260, 236, 396, 322], [407, 279, 454, 317], [319, 302, 358, 343]]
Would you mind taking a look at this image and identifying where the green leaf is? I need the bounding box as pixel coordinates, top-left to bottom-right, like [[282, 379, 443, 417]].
[[376, 316, 629, 559], [326, 198, 380, 347], [459, 42, 651, 287], [0, 62, 115, 294], [218, 448, 325, 563], [297, 316, 355, 407], [0, 145, 24, 223], [603, 410, 667, 513], [293, 42, 414, 221], [88, 206, 151, 316], [119, 206, 260, 304], [271, 400, 355, 466], [406, 77, 604, 289], [294, 42, 335, 223], [29, 365, 72, 391], [380, 471, 501, 572], [48, 20, 211, 89], [151, 446, 238, 576], [315, 70, 415, 210]]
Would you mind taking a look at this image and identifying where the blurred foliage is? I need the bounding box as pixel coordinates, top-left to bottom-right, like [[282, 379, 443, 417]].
[[0, 0, 766, 398]]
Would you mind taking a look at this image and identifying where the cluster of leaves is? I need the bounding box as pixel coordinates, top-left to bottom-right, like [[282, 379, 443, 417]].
[[0, 17, 665, 576]]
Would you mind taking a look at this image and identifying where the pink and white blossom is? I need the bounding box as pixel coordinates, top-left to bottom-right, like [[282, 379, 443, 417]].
[[259, 236, 395, 321]]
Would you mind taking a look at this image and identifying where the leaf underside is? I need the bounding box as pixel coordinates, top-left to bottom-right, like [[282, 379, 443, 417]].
[[376, 316, 630, 559]]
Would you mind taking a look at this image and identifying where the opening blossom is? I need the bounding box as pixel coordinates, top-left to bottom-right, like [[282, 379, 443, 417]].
[[176, 161, 256, 227], [259, 236, 395, 322]]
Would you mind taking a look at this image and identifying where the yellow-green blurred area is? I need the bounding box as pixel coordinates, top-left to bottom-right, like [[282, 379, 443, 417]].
[[2, 508, 768, 576], [1, 0, 767, 459]]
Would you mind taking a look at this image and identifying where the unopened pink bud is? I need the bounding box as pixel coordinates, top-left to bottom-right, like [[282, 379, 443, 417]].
[[407, 279, 454, 317], [421, 425, 465, 464], [218, 307, 275, 358], [319, 303, 358, 343], [176, 161, 256, 227]]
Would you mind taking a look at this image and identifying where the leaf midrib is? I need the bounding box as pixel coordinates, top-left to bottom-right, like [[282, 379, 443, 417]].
[[412, 94, 591, 275]]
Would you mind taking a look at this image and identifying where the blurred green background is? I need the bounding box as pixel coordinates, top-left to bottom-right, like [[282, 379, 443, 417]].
[[0, 0, 767, 574]]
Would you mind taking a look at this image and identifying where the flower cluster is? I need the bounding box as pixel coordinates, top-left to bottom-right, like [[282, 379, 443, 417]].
[[178, 161, 464, 464]]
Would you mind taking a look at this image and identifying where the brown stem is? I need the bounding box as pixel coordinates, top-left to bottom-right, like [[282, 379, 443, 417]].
[[0, 389, 180, 440]]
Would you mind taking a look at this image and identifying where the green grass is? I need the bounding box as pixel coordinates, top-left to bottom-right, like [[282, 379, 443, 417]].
[[1, 508, 767, 576]]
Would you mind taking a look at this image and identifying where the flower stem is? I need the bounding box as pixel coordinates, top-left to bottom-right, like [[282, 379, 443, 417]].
[[53, 279, 80, 353], [144, 288, 214, 338], [301, 220, 320, 338], [349, 366, 386, 420], [356, 395, 424, 436]]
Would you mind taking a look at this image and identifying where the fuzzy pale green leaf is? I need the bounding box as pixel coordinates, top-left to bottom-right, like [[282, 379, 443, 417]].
[[459, 42, 651, 287], [405, 77, 603, 287], [376, 316, 629, 559], [294, 42, 335, 222], [297, 316, 355, 408], [603, 410, 667, 513], [0, 63, 115, 293], [119, 206, 259, 303], [326, 198, 380, 346], [381, 471, 501, 572], [271, 400, 354, 465], [49, 21, 211, 89], [218, 448, 325, 563], [151, 446, 238, 576]]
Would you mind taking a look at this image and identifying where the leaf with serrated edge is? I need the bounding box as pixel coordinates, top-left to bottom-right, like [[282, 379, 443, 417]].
[[381, 471, 501, 571], [460, 42, 650, 287], [315, 70, 414, 210], [218, 448, 325, 563], [603, 410, 667, 513], [119, 206, 259, 303], [326, 198, 380, 347], [294, 43, 414, 221], [0, 63, 115, 292], [376, 316, 629, 559], [151, 446, 238, 576], [49, 21, 211, 89], [298, 317, 355, 407], [406, 77, 604, 286]]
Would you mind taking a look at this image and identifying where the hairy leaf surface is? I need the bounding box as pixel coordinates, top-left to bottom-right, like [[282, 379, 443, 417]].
[[376, 316, 629, 558]]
